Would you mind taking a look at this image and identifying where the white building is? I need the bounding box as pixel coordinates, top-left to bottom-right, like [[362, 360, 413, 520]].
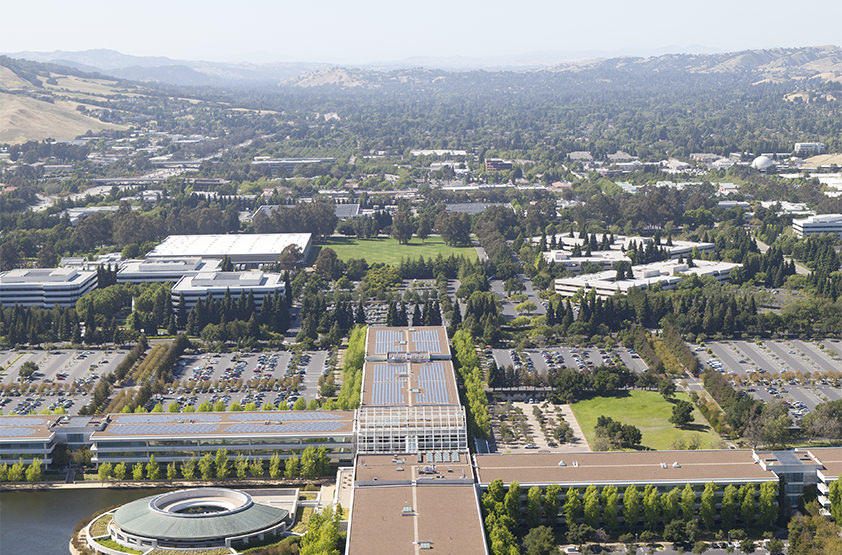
[[542, 249, 631, 271], [555, 259, 741, 298], [0, 268, 98, 308], [117, 258, 222, 284], [794, 142, 826, 156], [759, 201, 814, 217], [792, 214, 842, 238], [170, 271, 285, 310], [147, 233, 313, 266]]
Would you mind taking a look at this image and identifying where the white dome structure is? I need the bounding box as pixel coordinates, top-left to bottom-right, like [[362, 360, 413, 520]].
[[751, 155, 776, 171]]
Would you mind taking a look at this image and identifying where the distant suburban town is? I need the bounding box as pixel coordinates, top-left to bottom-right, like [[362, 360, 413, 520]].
[[1, 42, 842, 555]]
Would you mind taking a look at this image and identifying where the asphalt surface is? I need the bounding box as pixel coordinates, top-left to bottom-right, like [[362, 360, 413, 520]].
[[1, 348, 129, 415], [697, 339, 842, 416], [491, 346, 648, 376]]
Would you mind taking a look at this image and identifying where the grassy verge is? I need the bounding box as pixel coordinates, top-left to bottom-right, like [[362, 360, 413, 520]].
[[94, 538, 142, 554], [570, 390, 721, 450], [316, 236, 477, 265], [89, 513, 113, 537], [291, 506, 315, 534]]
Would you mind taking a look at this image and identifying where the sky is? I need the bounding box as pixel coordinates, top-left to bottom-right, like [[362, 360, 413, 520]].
[[3, 0, 841, 65]]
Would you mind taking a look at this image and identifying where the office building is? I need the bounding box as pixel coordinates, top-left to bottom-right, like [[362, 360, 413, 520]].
[[356, 327, 469, 455], [0, 415, 60, 465], [484, 158, 513, 171], [0, 268, 98, 308], [555, 259, 740, 298], [170, 271, 285, 311], [792, 214, 842, 238], [89, 411, 356, 465], [117, 257, 222, 284]]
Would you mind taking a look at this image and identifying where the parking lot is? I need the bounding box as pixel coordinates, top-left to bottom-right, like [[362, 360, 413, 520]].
[[166, 350, 331, 411], [490, 346, 648, 376], [0, 348, 129, 415], [698, 339, 842, 377], [696, 339, 842, 421]]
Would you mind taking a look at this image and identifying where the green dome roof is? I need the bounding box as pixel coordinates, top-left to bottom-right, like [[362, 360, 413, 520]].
[[112, 488, 289, 542]]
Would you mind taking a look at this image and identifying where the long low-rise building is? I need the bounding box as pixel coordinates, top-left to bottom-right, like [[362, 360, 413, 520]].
[[0, 415, 60, 465], [170, 271, 285, 311], [792, 213, 842, 238], [347, 455, 486, 555], [147, 233, 313, 266], [117, 257, 222, 284], [357, 327, 469, 455], [555, 259, 740, 298], [0, 268, 98, 308], [90, 411, 356, 465]]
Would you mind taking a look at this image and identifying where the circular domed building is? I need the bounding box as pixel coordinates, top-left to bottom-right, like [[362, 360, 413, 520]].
[[86, 488, 292, 553], [751, 155, 776, 172]]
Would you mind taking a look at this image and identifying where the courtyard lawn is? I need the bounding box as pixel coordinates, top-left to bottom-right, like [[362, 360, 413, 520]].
[[316, 236, 478, 265], [570, 390, 721, 451]]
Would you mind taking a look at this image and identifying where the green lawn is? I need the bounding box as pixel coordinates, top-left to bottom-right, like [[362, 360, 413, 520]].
[[570, 390, 722, 451], [315, 236, 477, 265]]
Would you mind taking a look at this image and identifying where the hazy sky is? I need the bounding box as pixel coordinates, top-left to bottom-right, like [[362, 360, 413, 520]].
[[3, 0, 841, 64]]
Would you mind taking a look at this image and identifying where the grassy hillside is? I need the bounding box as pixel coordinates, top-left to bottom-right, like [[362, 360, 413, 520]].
[[0, 92, 124, 143]]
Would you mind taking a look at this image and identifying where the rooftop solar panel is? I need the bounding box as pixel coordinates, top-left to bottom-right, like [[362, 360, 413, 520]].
[[0, 427, 36, 437], [374, 329, 404, 354], [415, 362, 452, 404], [113, 414, 222, 424], [110, 423, 220, 436], [0, 418, 49, 426], [227, 412, 344, 422], [227, 422, 347, 434], [411, 329, 442, 353]]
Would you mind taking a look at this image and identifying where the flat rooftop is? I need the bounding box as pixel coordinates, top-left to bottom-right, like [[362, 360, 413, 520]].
[[172, 271, 283, 293], [360, 360, 460, 407], [118, 257, 222, 276], [91, 411, 355, 440], [364, 326, 451, 359], [474, 450, 774, 486], [556, 259, 740, 294], [807, 447, 842, 480], [347, 484, 486, 555], [147, 233, 312, 259], [0, 415, 58, 441], [354, 453, 473, 485], [0, 268, 95, 285]]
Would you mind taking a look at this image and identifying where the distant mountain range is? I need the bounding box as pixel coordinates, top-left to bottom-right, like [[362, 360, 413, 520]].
[[4, 49, 330, 87], [5, 45, 841, 89]]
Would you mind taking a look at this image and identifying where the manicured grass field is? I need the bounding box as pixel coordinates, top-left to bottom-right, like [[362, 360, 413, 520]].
[[570, 390, 721, 451], [316, 236, 478, 265]]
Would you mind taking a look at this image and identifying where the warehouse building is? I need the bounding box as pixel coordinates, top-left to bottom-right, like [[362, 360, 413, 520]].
[[0, 268, 98, 308], [147, 233, 313, 266], [170, 271, 285, 311]]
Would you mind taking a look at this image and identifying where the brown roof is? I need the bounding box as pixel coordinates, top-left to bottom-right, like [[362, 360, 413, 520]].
[[360, 360, 460, 407], [347, 485, 486, 555], [91, 410, 356, 440], [0, 415, 57, 441], [474, 450, 775, 486], [354, 453, 474, 485], [808, 447, 842, 480]]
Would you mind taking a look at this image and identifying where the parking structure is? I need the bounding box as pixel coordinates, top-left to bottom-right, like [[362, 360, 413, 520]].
[[490, 345, 648, 376], [0, 348, 129, 415], [695, 339, 842, 423]]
